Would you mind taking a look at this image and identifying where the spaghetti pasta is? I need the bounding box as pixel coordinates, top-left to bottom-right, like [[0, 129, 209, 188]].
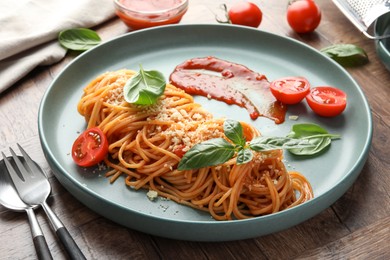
[[77, 69, 313, 220]]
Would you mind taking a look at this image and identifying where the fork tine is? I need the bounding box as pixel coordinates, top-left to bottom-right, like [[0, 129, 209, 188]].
[[9, 147, 29, 181], [2, 151, 24, 182], [1, 152, 7, 162], [17, 144, 44, 178], [1, 152, 13, 173]]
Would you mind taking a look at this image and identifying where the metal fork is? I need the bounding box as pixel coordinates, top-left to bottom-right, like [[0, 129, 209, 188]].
[[4, 144, 86, 260], [0, 155, 53, 260]]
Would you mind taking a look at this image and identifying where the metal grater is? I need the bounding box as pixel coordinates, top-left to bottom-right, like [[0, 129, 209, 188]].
[[332, 0, 390, 39]]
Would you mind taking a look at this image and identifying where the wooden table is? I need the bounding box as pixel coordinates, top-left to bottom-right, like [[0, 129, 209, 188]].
[[1, 1, 389, 259]]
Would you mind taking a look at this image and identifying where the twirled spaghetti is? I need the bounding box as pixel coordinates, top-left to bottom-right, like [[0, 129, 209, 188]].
[[77, 69, 313, 220]]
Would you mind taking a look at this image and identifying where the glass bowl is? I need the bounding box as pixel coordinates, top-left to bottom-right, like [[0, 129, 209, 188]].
[[114, 0, 189, 30], [375, 12, 390, 71]]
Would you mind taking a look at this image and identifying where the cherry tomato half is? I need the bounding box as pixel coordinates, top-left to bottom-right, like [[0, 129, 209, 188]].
[[287, 0, 321, 33], [228, 2, 262, 28], [72, 127, 109, 167], [270, 77, 311, 105], [306, 86, 347, 117], [173, 144, 187, 158]]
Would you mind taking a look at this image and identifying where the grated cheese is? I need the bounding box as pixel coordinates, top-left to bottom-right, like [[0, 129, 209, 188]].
[[146, 190, 158, 201]]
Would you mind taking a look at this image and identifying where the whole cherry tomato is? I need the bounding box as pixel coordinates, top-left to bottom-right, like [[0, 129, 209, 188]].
[[270, 76, 311, 105], [305, 86, 347, 117], [287, 0, 321, 33], [72, 127, 109, 167], [225, 2, 263, 28]]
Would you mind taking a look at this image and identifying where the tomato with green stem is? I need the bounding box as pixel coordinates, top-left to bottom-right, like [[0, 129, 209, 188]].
[[306, 86, 347, 117], [269, 76, 311, 105], [287, 0, 321, 33], [217, 2, 262, 28], [72, 127, 109, 167]]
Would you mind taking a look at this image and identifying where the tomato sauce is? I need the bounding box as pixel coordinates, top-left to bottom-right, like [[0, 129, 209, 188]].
[[116, 0, 188, 30], [169, 56, 286, 124]]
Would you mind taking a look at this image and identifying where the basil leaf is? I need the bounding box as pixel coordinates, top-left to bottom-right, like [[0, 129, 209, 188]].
[[321, 44, 369, 67], [223, 119, 246, 146], [288, 136, 332, 155], [249, 136, 315, 151], [123, 66, 166, 105], [177, 138, 235, 170], [286, 123, 340, 155], [287, 123, 329, 138], [236, 148, 253, 165], [58, 28, 101, 51]]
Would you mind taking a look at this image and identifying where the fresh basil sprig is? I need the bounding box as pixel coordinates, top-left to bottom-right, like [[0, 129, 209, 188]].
[[123, 66, 166, 105], [177, 120, 340, 170], [321, 44, 369, 67], [286, 123, 340, 155], [58, 28, 101, 51]]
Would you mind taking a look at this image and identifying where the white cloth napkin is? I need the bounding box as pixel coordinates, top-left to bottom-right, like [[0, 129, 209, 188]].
[[0, 0, 116, 93]]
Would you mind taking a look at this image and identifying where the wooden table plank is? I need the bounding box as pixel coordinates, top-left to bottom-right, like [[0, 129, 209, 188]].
[[296, 216, 390, 259], [1, 0, 389, 259]]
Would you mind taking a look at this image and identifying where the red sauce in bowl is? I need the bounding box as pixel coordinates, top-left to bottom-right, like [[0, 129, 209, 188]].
[[114, 0, 188, 30], [170, 56, 286, 124]]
